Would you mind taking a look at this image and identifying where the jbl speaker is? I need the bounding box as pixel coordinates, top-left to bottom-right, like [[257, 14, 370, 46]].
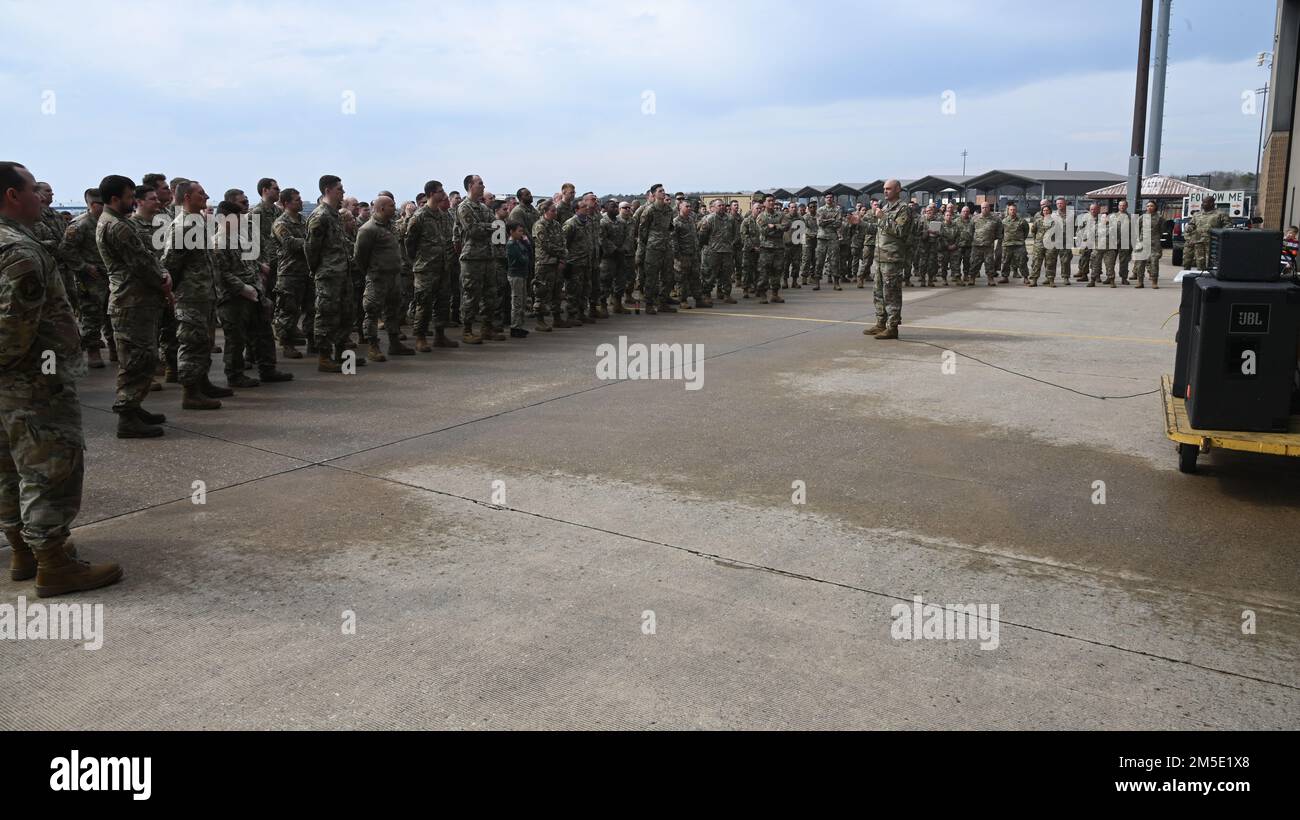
[[1172, 272, 1205, 398], [1210, 229, 1283, 282], [1184, 277, 1300, 431]]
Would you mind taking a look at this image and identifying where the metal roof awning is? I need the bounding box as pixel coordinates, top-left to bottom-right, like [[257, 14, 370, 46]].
[[964, 169, 1127, 194], [1084, 174, 1215, 200], [904, 175, 974, 194]]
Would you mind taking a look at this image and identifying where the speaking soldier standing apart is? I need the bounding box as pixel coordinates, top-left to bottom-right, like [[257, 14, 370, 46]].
[[865, 179, 912, 340], [0, 161, 122, 596]]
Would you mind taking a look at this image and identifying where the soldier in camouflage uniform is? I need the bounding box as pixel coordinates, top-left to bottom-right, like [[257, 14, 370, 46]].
[[848, 208, 866, 288], [672, 200, 708, 308], [936, 207, 958, 286], [161, 181, 230, 409], [740, 203, 760, 298], [0, 161, 123, 596], [1000, 203, 1030, 284], [1114, 199, 1133, 284], [865, 180, 912, 340], [62, 189, 113, 367], [139, 175, 181, 378], [211, 200, 290, 388], [306, 175, 362, 370], [1184, 195, 1232, 270], [1046, 199, 1073, 286], [509, 187, 539, 310], [32, 181, 76, 307], [251, 178, 281, 297], [1090, 208, 1117, 288], [755, 196, 788, 304], [405, 186, 461, 351], [94, 176, 169, 437], [698, 198, 737, 304], [1028, 204, 1052, 286], [1132, 201, 1163, 288], [637, 186, 677, 314], [271, 189, 313, 357], [905, 202, 924, 286], [813, 195, 843, 290], [456, 174, 501, 342], [562, 199, 595, 325], [859, 202, 878, 287], [532, 200, 571, 329], [970, 203, 1002, 286], [952, 206, 975, 285], [915, 204, 939, 287], [600, 200, 631, 313], [356, 195, 414, 361], [799, 203, 818, 286], [1076, 204, 1100, 283]]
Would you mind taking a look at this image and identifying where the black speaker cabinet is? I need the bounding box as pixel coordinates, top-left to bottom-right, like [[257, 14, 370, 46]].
[[1210, 229, 1283, 282], [1185, 277, 1300, 432], [1172, 272, 1205, 398]]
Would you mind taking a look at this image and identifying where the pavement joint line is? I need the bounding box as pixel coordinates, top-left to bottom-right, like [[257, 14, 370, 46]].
[[328, 464, 1300, 695], [680, 308, 1175, 345]]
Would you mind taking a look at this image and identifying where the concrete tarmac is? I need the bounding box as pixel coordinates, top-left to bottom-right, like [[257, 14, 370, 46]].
[[2, 274, 1297, 729]]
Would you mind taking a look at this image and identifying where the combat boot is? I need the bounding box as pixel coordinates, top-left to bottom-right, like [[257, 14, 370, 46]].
[[388, 334, 416, 355], [367, 341, 387, 362], [483, 325, 507, 341], [863, 322, 886, 336], [414, 336, 433, 352], [258, 367, 293, 383], [86, 348, 105, 369], [7, 531, 77, 582], [534, 318, 553, 332], [134, 406, 166, 424], [228, 373, 260, 389], [758, 292, 769, 304], [33, 539, 122, 598], [317, 352, 342, 373], [281, 344, 302, 359], [462, 323, 483, 345], [873, 325, 899, 340], [200, 375, 234, 398], [115, 410, 164, 439], [434, 327, 459, 348], [611, 297, 628, 315], [595, 304, 609, 319], [181, 383, 221, 410]]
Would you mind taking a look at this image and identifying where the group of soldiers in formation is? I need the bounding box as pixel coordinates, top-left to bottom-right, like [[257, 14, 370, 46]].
[[0, 157, 1226, 598]]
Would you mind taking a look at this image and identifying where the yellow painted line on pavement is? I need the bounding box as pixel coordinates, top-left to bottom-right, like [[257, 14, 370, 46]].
[[680, 308, 1175, 346]]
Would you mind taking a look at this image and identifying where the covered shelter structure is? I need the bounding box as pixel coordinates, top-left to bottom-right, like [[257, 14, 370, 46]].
[[963, 169, 1126, 207]]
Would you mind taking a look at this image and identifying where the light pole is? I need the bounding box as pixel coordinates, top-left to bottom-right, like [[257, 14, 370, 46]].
[[961, 149, 968, 175], [1255, 52, 1272, 196]]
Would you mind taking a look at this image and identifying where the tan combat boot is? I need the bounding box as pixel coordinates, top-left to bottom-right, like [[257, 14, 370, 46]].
[[181, 383, 221, 409], [415, 336, 433, 353], [873, 325, 899, 340], [863, 322, 886, 336], [462, 323, 483, 345], [7, 530, 79, 582], [33, 539, 122, 598], [281, 344, 302, 359], [367, 341, 386, 362], [317, 353, 342, 373]]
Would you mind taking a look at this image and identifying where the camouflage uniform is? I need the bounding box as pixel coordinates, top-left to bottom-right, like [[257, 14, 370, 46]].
[[212, 226, 275, 381], [815, 204, 842, 286], [532, 216, 565, 320], [740, 213, 759, 295], [305, 200, 355, 350], [1115, 210, 1133, 283], [355, 215, 403, 344], [250, 199, 281, 295], [970, 213, 1001, 284], [1184, 207, 1231, 270], [1045, 211, 1073, 284], [1075, 212, 1097, 281], [395, 211, 414, 324], [672, 212, 703, 305], [562, 214, 593, 319], [62, 211, 111, 351], [859, 212, 878, 281], [455, 198, 495, 328], [698, 210, 735, 299], [0, 214, 87, 553], [873, 200, 913, 330], [34, 206, 76, 310], [405, 204, 455, 335], [756, 208, 789, 299], [1092, 214, 1117, 286], [799, 215, 818, 284], [1000, 213, 1030, 281], [953, 214, 974, 284], [936, 216, 958, 284], [1132, 213, 1163, 286], [599, 211, 630, 305], [130, 213, 179, 370], [637, 201, 675, 309], [96, 207, 167, 412], [849, 215, 866, 284], [161, 213, 217, 386], [509, 201, 539, 302], [915, 215, 939, 286], [272, 210, 312, 345]]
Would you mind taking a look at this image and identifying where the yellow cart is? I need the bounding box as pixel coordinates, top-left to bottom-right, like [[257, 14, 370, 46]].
[[1162, 374, 1300, 473]]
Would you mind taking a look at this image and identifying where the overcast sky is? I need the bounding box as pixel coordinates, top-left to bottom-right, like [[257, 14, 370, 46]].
[[0, 0, 1279, 204]]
